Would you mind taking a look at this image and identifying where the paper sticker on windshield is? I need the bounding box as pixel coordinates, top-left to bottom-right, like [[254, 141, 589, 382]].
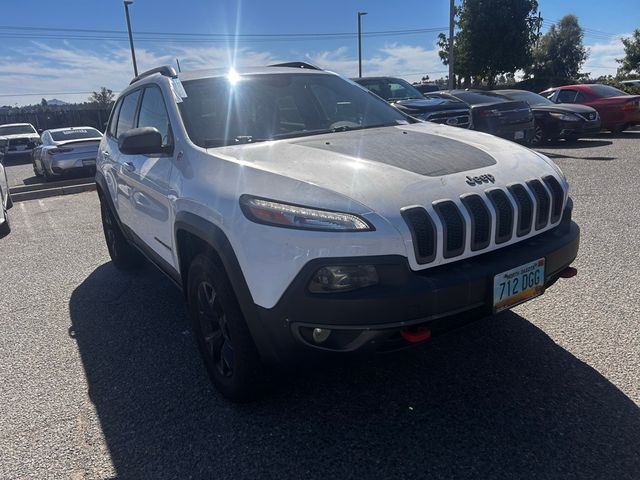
[[170, 76, 188, 103]]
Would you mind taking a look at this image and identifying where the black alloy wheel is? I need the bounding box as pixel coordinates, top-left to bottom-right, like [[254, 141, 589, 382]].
[[531, 123, 545, 145], [196, 280, 234, 378], [188, 253, 268, 402], [99, 197, 144, 270]]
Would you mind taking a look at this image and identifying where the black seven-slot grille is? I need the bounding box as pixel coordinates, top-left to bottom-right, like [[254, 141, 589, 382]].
[[403, 177, 565, 264]]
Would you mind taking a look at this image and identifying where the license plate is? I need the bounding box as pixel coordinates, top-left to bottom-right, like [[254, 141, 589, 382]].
[[493, 258, 545, 312], [82, 159, 96, 166], [514, 130, 525, 140]]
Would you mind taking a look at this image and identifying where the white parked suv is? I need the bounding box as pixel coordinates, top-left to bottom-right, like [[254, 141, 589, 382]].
[[96, 63, 580, 401]]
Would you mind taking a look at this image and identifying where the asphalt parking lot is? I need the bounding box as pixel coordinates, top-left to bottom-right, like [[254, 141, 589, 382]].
[[1, 132, 639, 479]]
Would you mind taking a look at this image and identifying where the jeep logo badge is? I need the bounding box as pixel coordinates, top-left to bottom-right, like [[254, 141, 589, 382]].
[[466, 174, 495, 186]]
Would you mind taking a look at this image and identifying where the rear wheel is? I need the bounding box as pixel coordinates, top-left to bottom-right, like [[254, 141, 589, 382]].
[[100, 197, 144, 270], [611, 124, 627, 134], [188, 253, 267, 402], [0, 203, 10, 237]]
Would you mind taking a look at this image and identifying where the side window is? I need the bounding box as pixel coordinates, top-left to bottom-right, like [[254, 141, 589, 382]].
[[108, 99, 123, 138], [575, 91, 588, 103], [557, 89, 578, 103], [115, 90, 141, 139], [137, 86, 172, 146]]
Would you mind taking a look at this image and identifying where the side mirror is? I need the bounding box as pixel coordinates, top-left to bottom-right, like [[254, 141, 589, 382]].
[[118, 127, 168, 155]]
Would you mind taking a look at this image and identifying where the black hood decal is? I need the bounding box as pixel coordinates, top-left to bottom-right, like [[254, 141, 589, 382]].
[[296, 128, 496, 177]]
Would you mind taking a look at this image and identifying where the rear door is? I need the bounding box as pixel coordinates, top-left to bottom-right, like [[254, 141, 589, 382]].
[[117, 85, 175, 266]]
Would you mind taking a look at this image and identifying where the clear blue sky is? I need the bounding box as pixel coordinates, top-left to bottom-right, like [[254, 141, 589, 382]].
[[0, 0, 638, 105]]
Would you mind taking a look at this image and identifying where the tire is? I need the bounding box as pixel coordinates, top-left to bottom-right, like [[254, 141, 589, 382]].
[[188, 253, 268, 402], [6, 192, 13, 209], [611, 124, 627, 134], [0, 204, 10, 238], [564, 134, 580, 143], [530, 124, 545, 146], [99, 197, 144, 270]]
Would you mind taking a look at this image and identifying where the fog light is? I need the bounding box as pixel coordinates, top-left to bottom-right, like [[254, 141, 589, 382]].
[[308, 265, 379, 293], [312, 328, 331, 343]]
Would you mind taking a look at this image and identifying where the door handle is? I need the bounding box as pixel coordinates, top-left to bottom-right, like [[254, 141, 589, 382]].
[[123, 161, 135, 172]]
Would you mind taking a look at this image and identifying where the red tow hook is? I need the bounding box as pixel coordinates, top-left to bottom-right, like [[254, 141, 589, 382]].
[[559, 266, 578, 279], [400, 327, 432, 343]]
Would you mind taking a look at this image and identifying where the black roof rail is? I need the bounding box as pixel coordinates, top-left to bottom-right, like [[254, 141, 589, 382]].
[[130, 65, 178, 85], [268, 61, 322, 71]]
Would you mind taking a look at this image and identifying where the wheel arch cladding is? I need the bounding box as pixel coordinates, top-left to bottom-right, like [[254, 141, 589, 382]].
[[173, 211, 279, 363]]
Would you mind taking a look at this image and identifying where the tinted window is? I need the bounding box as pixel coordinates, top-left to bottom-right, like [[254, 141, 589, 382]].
[[108, 99, 123, 137], [116, 90, 141, 138], [589, 84, 628, 98], [575, 91, 589, 102], [557, 90, 578, 103], [452, 91, 508, 104], [137, 87, 172, 146], [0, 124, 36, 136], [356, 78, 423, 101], [50, 128, 102, 141], [178, 73, 409, 148]]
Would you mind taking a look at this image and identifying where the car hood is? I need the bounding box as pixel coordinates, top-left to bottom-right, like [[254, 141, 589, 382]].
[[208, 122, 562, 220], [532, 103, 597, 114], [392, 97, 466, 112]]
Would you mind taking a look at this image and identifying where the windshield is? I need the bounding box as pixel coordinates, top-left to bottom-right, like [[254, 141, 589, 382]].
[[589, 84, 628, 98], [0, 124, 36, 136], [178, 73, 411, 148], [496, 90, 553, 106], [50, 128, 102, 141], [356, 78, 424, 101]]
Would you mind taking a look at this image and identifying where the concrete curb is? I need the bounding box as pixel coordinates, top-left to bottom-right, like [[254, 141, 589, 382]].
[[10, 182, 96, 202]]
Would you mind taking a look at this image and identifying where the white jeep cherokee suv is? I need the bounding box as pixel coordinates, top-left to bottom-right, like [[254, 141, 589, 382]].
[[96, 63, 579, 401]]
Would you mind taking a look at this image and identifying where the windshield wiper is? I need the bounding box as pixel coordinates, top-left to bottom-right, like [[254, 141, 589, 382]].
[[203, 135, 269, 147]]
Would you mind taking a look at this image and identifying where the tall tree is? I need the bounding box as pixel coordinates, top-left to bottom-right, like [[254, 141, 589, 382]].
[[89, 87, 114, 109], [618, 29, 640, 75], [438, 0, 541, 87], [526, 15, 588, 87]]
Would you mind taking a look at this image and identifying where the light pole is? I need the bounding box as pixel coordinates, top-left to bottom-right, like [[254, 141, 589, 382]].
[[357, 11, 367, 78], [124, 1, 138, 77]]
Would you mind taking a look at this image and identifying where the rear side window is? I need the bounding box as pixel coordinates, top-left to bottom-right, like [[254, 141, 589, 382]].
[[137, 87, 172, 146], [557, 89, 578, 103], [116, 90, 141, 138], [108, 99, 123, 137]]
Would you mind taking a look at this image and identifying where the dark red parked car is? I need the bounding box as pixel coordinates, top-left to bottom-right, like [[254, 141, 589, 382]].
[[540, 84, 640, 133]]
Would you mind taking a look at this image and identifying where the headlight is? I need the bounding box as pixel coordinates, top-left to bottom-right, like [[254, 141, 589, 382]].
[[239, 195, 374, 231], [549, 112, 579, 122]]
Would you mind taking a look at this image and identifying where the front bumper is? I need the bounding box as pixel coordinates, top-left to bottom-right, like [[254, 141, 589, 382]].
[[556, 119, 602, 138], [250, 214, 579, 367]]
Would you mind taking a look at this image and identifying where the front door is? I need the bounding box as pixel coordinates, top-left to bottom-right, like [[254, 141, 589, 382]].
[[117, 85, 175, 267]]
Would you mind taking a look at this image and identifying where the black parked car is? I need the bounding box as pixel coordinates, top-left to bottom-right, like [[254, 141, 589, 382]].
[[353, 77, 471, 128], [494, 89, 601, 144], [431, 90, 534, 144]]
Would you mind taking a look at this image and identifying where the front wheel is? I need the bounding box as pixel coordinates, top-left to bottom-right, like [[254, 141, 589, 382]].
[[188, 253, 268, 402], [530, 124, 545, 146], [99, 198, 144, 270]]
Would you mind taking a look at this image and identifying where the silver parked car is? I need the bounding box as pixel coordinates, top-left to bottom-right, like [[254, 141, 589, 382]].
[[0, 154, 12, 237], [32, 127, 103, 180]]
